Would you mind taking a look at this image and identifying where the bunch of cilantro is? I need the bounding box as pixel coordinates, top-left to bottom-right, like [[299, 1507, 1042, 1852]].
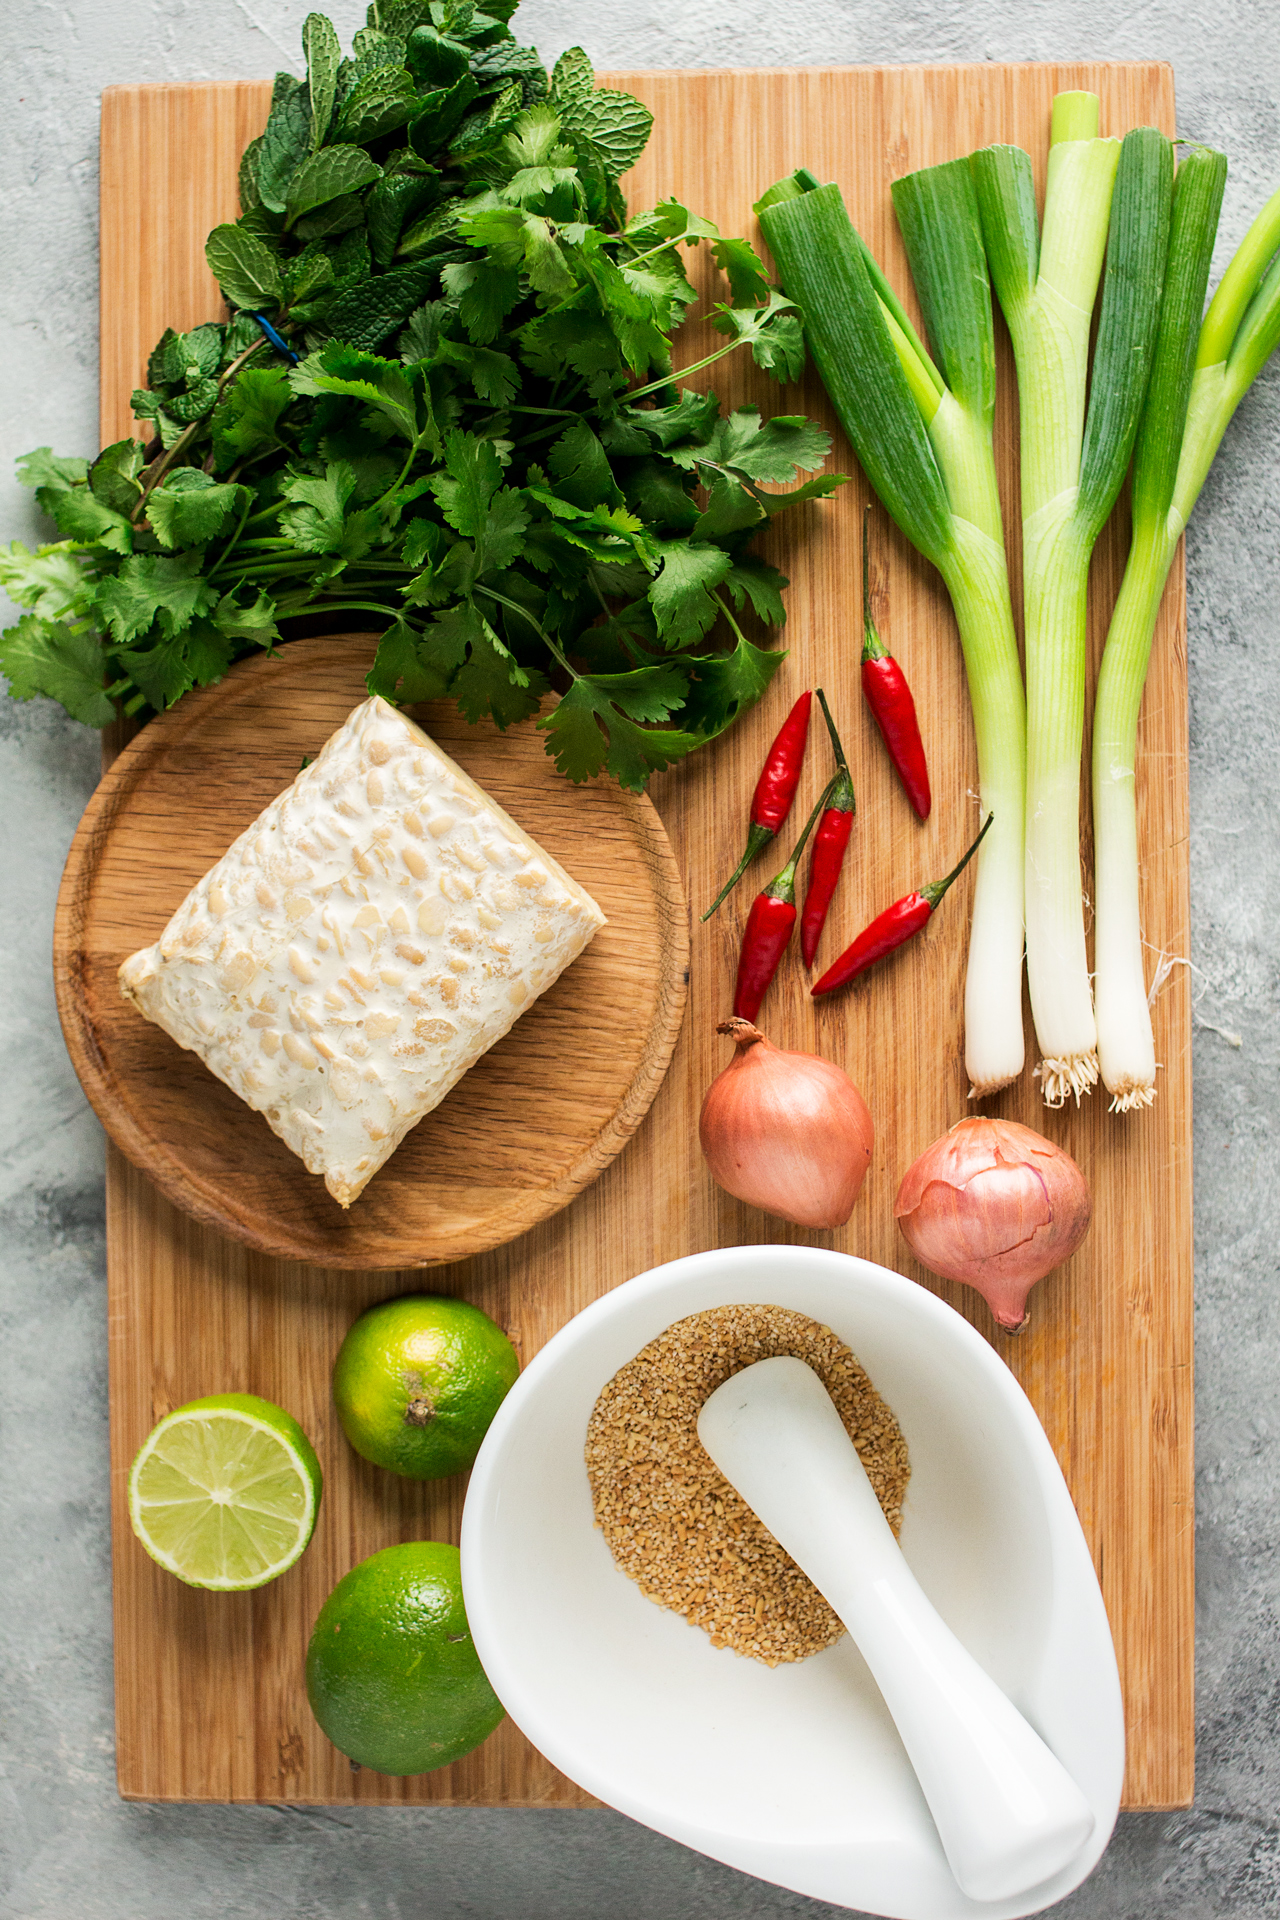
[[0, 0, 844, 789]]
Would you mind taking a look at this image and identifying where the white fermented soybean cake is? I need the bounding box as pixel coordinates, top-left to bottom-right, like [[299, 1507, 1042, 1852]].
[[118, 696, 606, 1205]]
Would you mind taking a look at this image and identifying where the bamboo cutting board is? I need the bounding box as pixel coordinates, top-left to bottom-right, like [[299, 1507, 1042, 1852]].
[[95, 60, 1192, 1809]]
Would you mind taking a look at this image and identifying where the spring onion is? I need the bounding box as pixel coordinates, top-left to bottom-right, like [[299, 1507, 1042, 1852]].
[[756, 162, 1028, 1097], [971, 100, 1173, 1107], [1093, 160, 1280, 1108]]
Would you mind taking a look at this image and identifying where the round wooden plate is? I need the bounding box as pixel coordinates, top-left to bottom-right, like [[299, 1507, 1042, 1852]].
[[54, 637, 688, 1270]]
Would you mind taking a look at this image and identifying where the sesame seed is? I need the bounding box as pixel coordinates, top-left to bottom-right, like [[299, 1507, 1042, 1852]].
[[585, 1305, 910, 1667]]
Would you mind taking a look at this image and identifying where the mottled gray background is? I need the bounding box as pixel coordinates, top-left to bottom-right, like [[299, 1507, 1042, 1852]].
[[2, 0, 1278, 1914]]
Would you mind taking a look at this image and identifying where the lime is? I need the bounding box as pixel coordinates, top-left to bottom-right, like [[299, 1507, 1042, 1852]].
[[332, 1294, 519, 1480], [127, 1393, 322, 1591], [306, 1541, 503, 1773]]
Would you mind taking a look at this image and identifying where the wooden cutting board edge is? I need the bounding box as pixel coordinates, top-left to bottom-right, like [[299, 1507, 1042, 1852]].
[[96, 61, 1193, 1812]]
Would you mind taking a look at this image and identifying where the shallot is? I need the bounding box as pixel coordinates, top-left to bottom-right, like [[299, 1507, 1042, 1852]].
[[894, 1117, 1092, 1332], [700, 1019, 873, 1228]]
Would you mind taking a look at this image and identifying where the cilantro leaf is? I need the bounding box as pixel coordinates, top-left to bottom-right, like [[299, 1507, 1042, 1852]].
[[427, 430, 502, 537], [540, 670, 704, 789], [97, 552, 220, 644], [692, 475, 766, 541], [367, 616, 450, 702], [147, 473, 245, 550], [451, 611, 545, 727], [0, 615, 114, 726], [211, 367, 293, 468], [648, 539, 733, 647], [213, 589, 279, 647], [280, 462, 380, 559], [0, 542, 92, 620], [35, 484, 133, 555], [712, 235, 771, 308], [547, 419, 622, 510], [17, 448, 89, 491], [117, 621, 233, 711], [89, 440, 145, 517], [291, 344, 424, 443], [440, 256, 521, 345], [711, 291, 807, 383], [723, 555, 788, 627], [702, 408, 832, 484], [679, 633, 785, 735]]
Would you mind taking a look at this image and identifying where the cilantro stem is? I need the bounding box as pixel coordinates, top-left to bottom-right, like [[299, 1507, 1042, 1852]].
[[712, 590, 748, 646], [474, 584, 570, 668], [209, 492, 253, 575], [627, 331, 759, 404]]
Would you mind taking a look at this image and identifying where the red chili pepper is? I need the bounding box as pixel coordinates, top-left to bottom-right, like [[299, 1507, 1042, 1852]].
[[702, 690, 812, 920], [811, 814, 993, 997], [861, 510, 931, 820], [800, 689, 856, 969], [733, 776, 837, 1021]]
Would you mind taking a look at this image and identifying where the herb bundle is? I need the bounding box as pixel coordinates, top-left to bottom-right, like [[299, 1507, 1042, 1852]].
[[0, 2, 841, 790]]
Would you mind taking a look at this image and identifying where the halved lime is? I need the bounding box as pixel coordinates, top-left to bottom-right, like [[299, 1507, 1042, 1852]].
[[128, 1393, 322, 1591]]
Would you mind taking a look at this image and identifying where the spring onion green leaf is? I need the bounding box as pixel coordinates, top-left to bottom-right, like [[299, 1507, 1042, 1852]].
[[758, 163, 1027, 1094]]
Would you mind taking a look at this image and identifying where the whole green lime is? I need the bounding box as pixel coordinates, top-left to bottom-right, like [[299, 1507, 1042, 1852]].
[[305, 1541, 503, 1773], [333, 1294, 519, 1480]]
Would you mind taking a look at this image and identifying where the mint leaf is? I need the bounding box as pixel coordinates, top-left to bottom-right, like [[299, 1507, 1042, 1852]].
[[258, 73, 313, 213], [89, 439, 145, 517], [147, 473, 245, 550], [303, 11, 341, 148], [206, 224, 284, 310], [284, 146, 382, 227], [319, 259, 436, 351], [648, 539, 733, 647], [0, 615, 114, 726], [98, 552, 220, 644], [549, 48, 594, 109], [558, 83, 652, 180], [333, 66, 418, 146], [211, 366, 293, 467]]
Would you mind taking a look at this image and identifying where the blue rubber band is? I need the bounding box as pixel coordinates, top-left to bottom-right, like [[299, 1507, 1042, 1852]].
[[251, 312, 299, 365]]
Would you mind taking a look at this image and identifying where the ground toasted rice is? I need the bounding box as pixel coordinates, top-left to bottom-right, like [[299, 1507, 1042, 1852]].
[[585, 1304, 911, 1665]]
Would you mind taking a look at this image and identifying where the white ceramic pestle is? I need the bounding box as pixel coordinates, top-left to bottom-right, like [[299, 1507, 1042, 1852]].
[[697, 1356, 1095, 1905]]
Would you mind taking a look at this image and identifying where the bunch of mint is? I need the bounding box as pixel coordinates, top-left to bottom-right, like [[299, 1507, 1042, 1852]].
[[0, 1, 844, 789]]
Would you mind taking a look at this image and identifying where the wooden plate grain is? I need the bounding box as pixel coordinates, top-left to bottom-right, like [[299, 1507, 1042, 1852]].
[[93, 60, 1192, 1809], [55, 637, 688, 1269]]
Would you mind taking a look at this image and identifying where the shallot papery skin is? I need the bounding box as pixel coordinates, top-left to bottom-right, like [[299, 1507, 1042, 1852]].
[[894, 1117, 1092, 1332], [700, 1019, 874, 1229]]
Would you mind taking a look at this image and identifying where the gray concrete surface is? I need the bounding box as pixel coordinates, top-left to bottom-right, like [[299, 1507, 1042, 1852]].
[[2, 0, 1278, 1914]]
